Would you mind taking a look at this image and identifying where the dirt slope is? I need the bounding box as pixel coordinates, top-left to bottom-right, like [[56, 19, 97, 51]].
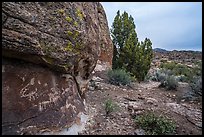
[[79, 71, 202, 135]]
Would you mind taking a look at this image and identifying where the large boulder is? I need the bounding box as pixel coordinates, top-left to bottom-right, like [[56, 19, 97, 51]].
[[97, 3, 113, 68], [2, 2, 113, 135]]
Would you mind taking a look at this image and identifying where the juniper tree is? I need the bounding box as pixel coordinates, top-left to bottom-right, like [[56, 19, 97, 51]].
[[111, 10, 153, 81]]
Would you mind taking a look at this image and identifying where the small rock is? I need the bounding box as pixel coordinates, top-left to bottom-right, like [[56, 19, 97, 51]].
[[92, 76, 103, 81], [146, 97, 158, 105], [133, 105, 140, 110], [88, 86, 95, 91], [154, 104, 158, 107], [135, 110, 144, 115], [138, 96, 145, 100], [104, 87, 109, 90], [134, 129, 145, 135], [128, 102, 143, 111]]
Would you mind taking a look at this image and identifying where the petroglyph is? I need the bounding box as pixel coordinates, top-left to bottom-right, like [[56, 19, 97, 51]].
[[51, 75, 57, 88], [38, 80, 41, 85], [21, 77, 25, 82], [44, 83, 48, 87], [20, 78, 38, 101], [30, 78, 35, 85], [39, 101, 53, 112], [38, 80, 75, 112]]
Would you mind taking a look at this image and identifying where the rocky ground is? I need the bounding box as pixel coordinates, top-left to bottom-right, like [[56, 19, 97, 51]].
[[79, 71, 202, 135]]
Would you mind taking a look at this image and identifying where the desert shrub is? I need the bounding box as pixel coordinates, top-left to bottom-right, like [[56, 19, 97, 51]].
[[159, 62, 194, 82], [104, 99, 119, 116], [182, 76, 202, 101], [146, 69, 167, 82], [190, 76, 202, 97], [135, 112, 176, 135], [166, 75, 179, 90], [192, 61, 202, 76], [159, 75, 178, 90], [144, 72, 151, 82], [146, 70, 158, 82], [157, 71, 167, 82], [161, 68, 174, 76], [160, 61, 177, 70], [145, 69, 161, 82], [173, 64, 190, 76], [107, 69, 132, 86], [175, 75, 188, 82]]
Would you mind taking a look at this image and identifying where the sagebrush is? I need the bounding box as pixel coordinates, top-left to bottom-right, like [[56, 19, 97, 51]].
[[104, 99, 119, 116], [107, 69, 132, 86], [183, 76, 202, 101], [135, 112, 176, 135], [159, 75, 178, 90]]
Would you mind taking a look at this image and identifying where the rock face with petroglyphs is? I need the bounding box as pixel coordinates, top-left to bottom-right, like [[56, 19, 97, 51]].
[[2, 58, 85, 135], [2, 2, 113, 135]]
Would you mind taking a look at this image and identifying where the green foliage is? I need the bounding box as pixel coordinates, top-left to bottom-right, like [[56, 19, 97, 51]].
[[107, 69, 132, 86], [135, 112, 176, 135], [165, 75, 179, 90], [104, 99, 119, 116], [159, 75, 178, 90], [182, 75, 202, 102], [160, 62, 191, 82], [160, 61, 177, 70], [192, 61, 202, 76], [147, 69, 169, 82], [175, 75, 187, 82], [189, 76, 202, 99], [160, 61, 202, 83], [157, 71, 167, 82], [148, 69, 178, 90], [111, 10, 153, 81]]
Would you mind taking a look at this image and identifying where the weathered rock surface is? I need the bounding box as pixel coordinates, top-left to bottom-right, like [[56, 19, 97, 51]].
[[166, 102, 202, 128], [2, 2, 112, 135], [97, 3, 113, 67], [2, 58, 85, 135]]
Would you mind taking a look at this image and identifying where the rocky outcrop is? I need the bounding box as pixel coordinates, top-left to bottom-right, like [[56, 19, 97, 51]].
[[2, 2, 113, 135], [97, 3, 113, 67]]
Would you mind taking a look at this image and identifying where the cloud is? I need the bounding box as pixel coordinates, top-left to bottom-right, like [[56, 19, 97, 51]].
[[101, 2, 202, 51]]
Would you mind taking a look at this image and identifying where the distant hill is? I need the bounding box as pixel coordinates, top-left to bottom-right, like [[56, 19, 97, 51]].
[[153, 48, 168, 53]]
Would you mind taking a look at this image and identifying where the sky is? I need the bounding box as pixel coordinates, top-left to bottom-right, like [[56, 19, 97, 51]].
[[101, 2, 202, 51]]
